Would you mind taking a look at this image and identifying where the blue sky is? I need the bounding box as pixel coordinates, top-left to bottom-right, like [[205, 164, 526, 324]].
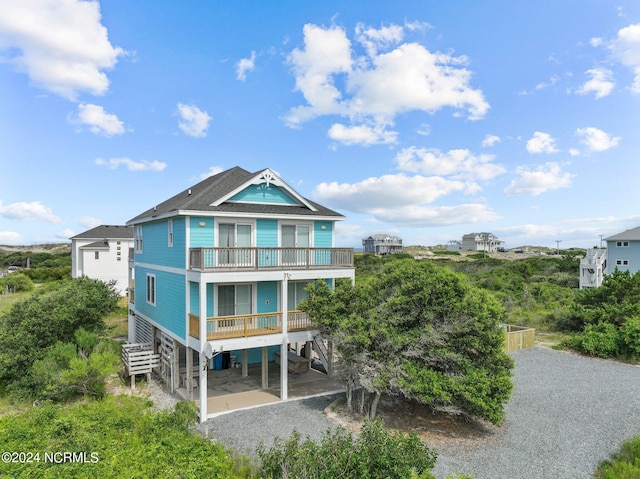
[[1, 0, 639, 249]]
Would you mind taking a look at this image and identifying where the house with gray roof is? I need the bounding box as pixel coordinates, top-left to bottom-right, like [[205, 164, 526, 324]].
[[604, 225, 640, 275], [70, 225, 134, 295], [579, 225, 640, 288], [126, 166, 355, 421], [362, 234, 403, 255]]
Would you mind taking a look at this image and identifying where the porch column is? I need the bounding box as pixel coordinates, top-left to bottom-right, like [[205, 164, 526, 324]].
[[172, 339, 180, 392], [199, 353, 208, 422], [242, 350, 249, 377], [280, 272, 289, 400], [261, 346, 269, 389], [186, 346, 193, 400], [198, 279, 208, 422]]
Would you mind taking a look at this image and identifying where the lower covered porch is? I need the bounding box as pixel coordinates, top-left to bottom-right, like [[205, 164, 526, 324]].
[[178, 360, 342, 416]]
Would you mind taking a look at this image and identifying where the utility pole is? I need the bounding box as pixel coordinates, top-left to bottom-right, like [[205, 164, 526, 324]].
[[555, 240, 562, 255], [599, 235, 604, 248]]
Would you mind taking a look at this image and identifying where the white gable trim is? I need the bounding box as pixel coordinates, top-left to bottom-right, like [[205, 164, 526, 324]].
[[210, 168, 318, 212]]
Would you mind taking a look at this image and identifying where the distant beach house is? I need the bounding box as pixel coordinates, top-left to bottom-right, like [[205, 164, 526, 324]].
[[125, 166, 355, 421], [70, 225, 134, 295], [461, 233, 504, 252], [579, 225, 640, 288], [362, 234, 403, 255]]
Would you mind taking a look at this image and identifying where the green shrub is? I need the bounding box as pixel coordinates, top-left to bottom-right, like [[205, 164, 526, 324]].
[[566, 322, 622, 358], [621, 316, 640, 358], [257, 418, 437, 479], [0, 273, 34, 293], [0, 396, 253, 479], [593, 435, 640, 479], [0, 278, 119, 398]]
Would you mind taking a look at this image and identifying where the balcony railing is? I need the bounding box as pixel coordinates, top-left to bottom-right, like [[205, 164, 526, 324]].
[[189, 247, 354, 271], [188, 310, 313, 340]]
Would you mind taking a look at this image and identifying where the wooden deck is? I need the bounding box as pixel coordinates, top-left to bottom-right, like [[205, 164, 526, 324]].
[[189, 310, 313, 340]]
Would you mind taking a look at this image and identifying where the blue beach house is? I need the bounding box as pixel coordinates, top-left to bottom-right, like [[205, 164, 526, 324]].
[[126, 167, 355, 420]]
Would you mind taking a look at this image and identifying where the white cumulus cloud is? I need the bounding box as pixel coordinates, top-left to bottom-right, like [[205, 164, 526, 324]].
[[504, 162, 573, 196], [313, 173, 498, 226], [95, 157, 167, 172], [71, 103, 124, 136], [0, 200, 61, 223], [576, 127, 620, 152], [395, 147, 505, 181], [576, 68, 615, 99], [526, 132, 558, 154], [0, 0, 125, 100], [236, 51, 256, 81], [608, 23, 640, 93], [285, 22, 489, 145], [177, 103, 212, 138], [328, 122, 397, 146], [482, 134, 501, 148]]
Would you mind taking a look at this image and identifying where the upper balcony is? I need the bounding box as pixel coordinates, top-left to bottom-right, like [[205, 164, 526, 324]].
[[188, 247, 354, 271]]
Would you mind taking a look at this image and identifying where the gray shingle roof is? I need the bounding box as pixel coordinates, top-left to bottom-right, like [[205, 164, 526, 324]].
[[605, 225, 640, 242], [127, 166, 345, 224], [70, 225, 133, 240]]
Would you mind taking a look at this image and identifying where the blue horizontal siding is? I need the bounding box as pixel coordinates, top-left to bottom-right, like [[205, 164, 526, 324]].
[[136, 266, 186, 339], [137, 219, 185, 268], [230, 184, 298, 205], [190, 216, 214, 248]]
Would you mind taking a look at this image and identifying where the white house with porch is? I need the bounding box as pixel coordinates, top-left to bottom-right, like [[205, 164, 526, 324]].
[[126, 167, 355, 421], [71, 225, 134, 295]]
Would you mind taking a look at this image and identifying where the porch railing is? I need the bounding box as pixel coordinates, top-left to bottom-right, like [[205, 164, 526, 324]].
[[189, 247, 353, 271], [188, 310, 313, 340]]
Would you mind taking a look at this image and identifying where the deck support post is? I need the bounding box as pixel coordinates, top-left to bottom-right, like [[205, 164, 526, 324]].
[[242, 350, 249, 377], [186, 346, 193, 401], [261, 347, 269, 389], [199, 352, 208, 423], [280, 272, 289, 400]]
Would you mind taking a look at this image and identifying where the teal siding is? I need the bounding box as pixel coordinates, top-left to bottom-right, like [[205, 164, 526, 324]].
[[257, 219, 278, 247], [257, 219, 279, 267], [314, 221, 333, 264], [136, 267, 186, 338], [137, 218, 185, 268], [230, 345, 281, 365], [257, 281, 278, 313], [190, 216, 214, 247], [230, 184, 298, 205], [189, 282, 199, 316], [314, 221, 333, 247], [207, 283, 214, 317]]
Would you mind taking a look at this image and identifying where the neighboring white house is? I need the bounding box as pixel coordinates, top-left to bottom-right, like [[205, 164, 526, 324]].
[[461, 233, 504, 252], [578, 225, 640, 288], [362, 234, 403, 255], [579, 248, 607, 289], [70, 225, 134, 295]]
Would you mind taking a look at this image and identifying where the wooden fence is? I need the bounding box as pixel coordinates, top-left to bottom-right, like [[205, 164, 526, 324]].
[[503, 324, 536, 352], [121, 342, 160, 389]]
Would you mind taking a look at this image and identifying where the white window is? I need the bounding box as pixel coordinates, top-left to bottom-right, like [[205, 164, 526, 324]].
[[146, 274, 156, 306], [288, 281, 309, 311], [281, 224, 310, 265], [95, 251, 99, 260], [168, 219, 174, 247], [617, 241, 629, 247], [135, 226, 143, 253], [217, 223, 253, 266], [616, 259, 629, 266], [217, 284, 252, 328]]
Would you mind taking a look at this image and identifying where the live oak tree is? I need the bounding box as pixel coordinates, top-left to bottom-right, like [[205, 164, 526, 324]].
[[303, 259, 514, 425]]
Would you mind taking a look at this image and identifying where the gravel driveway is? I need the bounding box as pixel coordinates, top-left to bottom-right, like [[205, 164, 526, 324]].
[[198, 347, 640, 479]]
